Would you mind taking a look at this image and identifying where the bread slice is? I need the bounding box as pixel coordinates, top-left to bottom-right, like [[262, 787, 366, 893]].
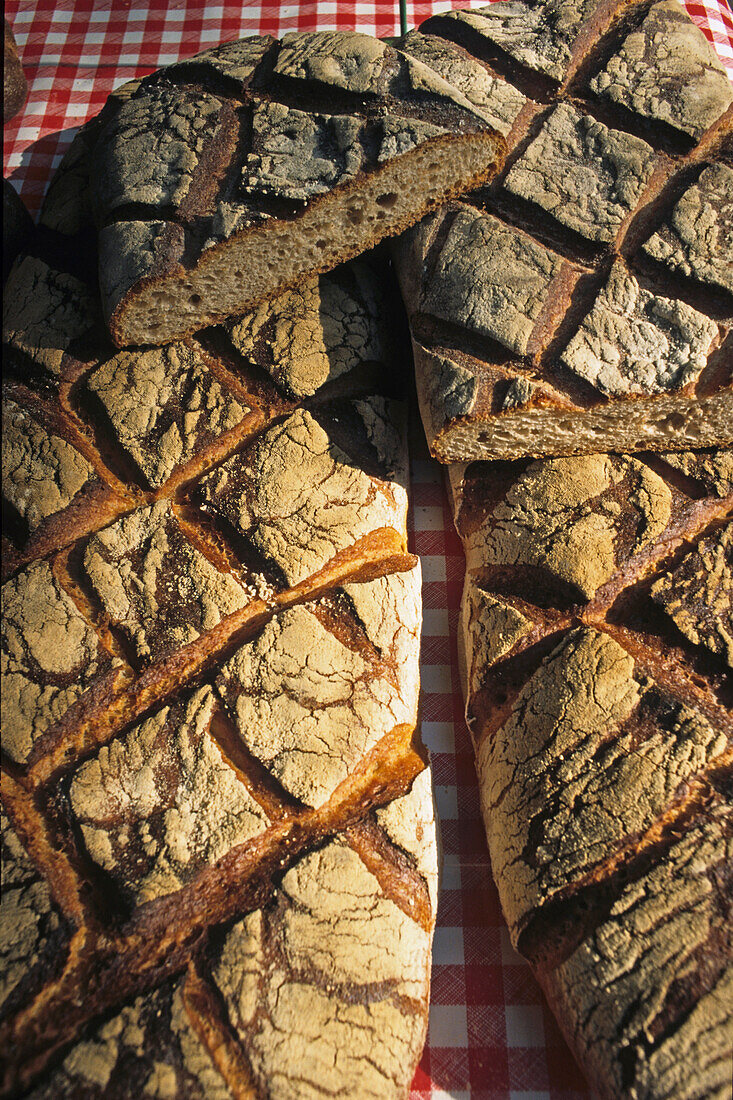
[[2, 168, 437, 1095], [70, 30, 505, 348], [393, 0, 733, 460], [448, 447, 732, 1097]]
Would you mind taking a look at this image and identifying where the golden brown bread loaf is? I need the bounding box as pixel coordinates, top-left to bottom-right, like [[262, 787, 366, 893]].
[[4, 9, 731, 1095], [73, 30, 505, 348], [1, 134, 438, 1094], [393, 0, 733, 460], [401, 7, 733, 1089], [448, 448, 732, 1097]]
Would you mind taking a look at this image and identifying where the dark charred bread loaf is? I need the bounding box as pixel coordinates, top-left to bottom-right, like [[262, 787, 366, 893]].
[[72, 31, 505, 348], [3, 20, 27, 122], [393, 0, 733, 460], [3, 180, 33, 283], [1, 145, 437, 1095], [448, 448, 732, 1097]]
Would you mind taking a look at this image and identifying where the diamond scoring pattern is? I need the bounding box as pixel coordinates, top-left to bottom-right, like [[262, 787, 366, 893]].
[[2, 2, 732, 1098]]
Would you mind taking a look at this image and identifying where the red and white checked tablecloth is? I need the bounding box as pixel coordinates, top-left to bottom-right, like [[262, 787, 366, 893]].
[[4, 3, 733, 1097]]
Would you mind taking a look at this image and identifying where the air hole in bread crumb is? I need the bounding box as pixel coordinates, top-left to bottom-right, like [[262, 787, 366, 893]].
[[347, 207, 363, 225], [189, 294, 202, 305], [661, 413, 687, 430], [376, 192, 398, 209], [316, 239, 327, 250]]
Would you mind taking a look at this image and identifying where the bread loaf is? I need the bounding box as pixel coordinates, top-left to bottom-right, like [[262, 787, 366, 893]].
[[3, 19, 27, 122], [3, 180, 33, 283], [68, 30, 506, 348], [3, 21, 32, 283], [1, 145, 438, 1093], [448, 447, 732, 1097], [393, 0, 733, 460]]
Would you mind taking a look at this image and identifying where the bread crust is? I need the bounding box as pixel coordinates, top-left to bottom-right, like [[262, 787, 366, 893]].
[[393, 0, 733, 460], [449, 447, 733, 1097], [2, 172, 437, 1095], [3, 19, 27, 122], [74, 30, 506, 347]]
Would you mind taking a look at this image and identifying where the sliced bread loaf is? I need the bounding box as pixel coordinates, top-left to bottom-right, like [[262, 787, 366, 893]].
[[393, 0, 733, 459]]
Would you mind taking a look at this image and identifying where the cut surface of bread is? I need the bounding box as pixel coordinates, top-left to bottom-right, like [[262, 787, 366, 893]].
[[1, 183, 437, 1095], [76, 30, 505, 347], [448, 447, 732, 1098], [393, 0, 733, 460]]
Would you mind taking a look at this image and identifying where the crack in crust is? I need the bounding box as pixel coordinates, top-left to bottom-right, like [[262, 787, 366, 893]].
[[82, 500, 249, 663], [374, 768, 440, 920], [428, 0, 598, 82], [216, 566, 421, 808], [26, 973, 233, 1099], [504, 101, 656, 244], [464, 453, 673, 600], [2, 395, 98, 535], [420, 207, 566, 357], [560, 259, 718, 397], [69, 686, 270, 906], [462, 578, 534, 696], [198, 401, 408, 589], [0, 807, 65, 1016], [651, 521, 733, 667], [450, 442, 732, 1097], [393, 0, 733, 462], [1, 560, 120, 764], [3, 256, 102, 384], [228, 261, 388, 399], [545, 808, 733, 1100], [399, 30, 527, 136], [274, 31, 389, 93], [165, 35, 275, 89], [659, 450, 733, 498], [590, 1, 733, 138], [86, 341, 251, 489], [478, 625, 728, 933], [212, 836, 431, 1100], [642, 164, 733, 295], [90, 84, 232, 218]]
